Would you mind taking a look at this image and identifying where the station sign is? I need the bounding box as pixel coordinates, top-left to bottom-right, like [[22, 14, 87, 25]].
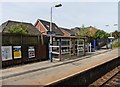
[[108, 37, 114, 39], [47, 31, 56, 36]]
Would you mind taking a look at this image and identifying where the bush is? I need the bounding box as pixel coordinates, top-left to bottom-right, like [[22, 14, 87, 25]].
[[8, 23, 28, 34], [112, 40, 120, 48], [94, 30, 110, 39]]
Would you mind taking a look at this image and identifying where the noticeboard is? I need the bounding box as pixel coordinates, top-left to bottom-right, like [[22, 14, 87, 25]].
[[28, 46, 35, 58], [13, 46, 22, 59], [1, 46, 12, 61]]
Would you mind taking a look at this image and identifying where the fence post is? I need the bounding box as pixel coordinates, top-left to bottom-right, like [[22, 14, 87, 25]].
[[94, 39, 96, 50], [37, 35, 41, 61], [59, 38, 61, 61], [20, 34, 24, 64], [0, 33, 2, 68], [49, 43, 52, 62], [83, 38, 86, 56], [77, 38, 79, 56], [89, 43, 92, 52]]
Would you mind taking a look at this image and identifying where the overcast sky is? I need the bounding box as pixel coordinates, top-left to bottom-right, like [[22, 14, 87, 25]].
[[0, 1, 119, 33]]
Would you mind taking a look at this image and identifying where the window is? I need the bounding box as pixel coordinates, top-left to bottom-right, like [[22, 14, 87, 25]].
[[46, 25, 49, 28]]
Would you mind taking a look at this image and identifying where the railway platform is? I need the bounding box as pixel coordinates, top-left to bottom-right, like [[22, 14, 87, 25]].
[[1, 48, 119, 86]]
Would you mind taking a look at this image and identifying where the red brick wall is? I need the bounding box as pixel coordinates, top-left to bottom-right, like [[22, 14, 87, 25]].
[[35, 21, 46, 34]]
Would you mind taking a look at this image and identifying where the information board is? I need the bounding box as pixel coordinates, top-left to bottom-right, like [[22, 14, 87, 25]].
[[28, 46, 35, 58], [13, 46, 22, 59], [1, 46, 12, 61]]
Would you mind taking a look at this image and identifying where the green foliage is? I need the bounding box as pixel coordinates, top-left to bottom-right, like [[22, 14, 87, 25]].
[[94, 30, 110, 39], [112, 40, 120, 48], [112, 30, 120, 38], [8, 23, 28, 34], [79, 27, 90, 37]]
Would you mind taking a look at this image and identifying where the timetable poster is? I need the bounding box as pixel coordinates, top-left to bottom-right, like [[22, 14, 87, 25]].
[[28, 46, 35, 58], [1, 46, 12, 61], [13, 46, 22, 59]]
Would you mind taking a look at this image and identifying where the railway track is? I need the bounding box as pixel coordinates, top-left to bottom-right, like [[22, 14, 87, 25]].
[[89, 66, 120, 87], [103, 71, 120, 86]]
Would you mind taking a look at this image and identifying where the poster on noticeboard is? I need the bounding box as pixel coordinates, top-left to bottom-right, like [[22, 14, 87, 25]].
[[1, 46, 12, 61], [28, 46, 35, 58], [13, 46, 22, 59]]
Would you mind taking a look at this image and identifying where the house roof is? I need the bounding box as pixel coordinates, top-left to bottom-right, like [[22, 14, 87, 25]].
[[60, 27, 76, 36], [0, 20, 41, 35], [36, 19, 64, 36], [0, 21, 8, 32], [71, 27, 80, 34]]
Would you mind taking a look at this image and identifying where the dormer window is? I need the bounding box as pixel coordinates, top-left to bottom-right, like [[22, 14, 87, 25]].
[[46, 25, 49, 28]]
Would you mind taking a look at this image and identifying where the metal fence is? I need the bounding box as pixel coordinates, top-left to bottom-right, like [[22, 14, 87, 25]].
[[96, 38, 108, 49]]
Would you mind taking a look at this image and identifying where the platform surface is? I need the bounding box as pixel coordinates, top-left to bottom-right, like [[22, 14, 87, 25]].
[[1, 48, 119, 86]]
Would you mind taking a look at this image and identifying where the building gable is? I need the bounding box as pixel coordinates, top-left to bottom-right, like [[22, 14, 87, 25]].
[[35, 20, 47, 35], [35, 19, 64, 36]]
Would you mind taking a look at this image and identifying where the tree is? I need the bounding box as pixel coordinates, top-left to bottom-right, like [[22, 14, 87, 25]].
[[8, 23, 28, 34], [79, 26, 98, 37], [79, 27, 90, 37], [94, 30, 110, 39], [112, 30, 120, 38]]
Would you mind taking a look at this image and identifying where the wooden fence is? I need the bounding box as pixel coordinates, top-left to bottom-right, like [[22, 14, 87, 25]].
[[1, 33, 49, 68]]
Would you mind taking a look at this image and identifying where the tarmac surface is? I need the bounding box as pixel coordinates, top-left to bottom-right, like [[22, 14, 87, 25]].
[[1, 48, 119, 86]]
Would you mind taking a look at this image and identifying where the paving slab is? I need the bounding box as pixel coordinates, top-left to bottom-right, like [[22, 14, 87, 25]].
[[1, 48, 119, 85], [1, 49, 112, 79], [1, 49, 111, 79], [2, 49, 120, 85]]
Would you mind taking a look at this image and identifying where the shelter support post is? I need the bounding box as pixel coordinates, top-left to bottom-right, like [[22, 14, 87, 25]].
[[59, 38, 62, 61]]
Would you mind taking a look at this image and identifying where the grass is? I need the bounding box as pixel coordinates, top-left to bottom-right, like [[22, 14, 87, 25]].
[[112, 40, 120, 48]]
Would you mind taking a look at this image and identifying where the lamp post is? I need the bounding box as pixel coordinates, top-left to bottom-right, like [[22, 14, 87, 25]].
[[50, 4, 62, 62], [105, 24, 118, 37], [105, 24, 118, 49]]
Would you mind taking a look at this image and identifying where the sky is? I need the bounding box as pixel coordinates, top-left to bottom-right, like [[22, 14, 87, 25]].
[[0, 0, 119, 33]]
